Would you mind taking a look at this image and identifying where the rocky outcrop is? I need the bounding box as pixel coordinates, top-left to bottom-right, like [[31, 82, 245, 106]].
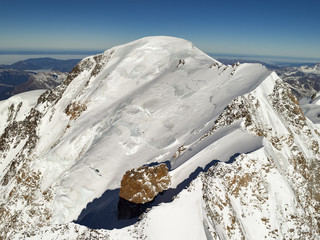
[[119, 164, 170, 204], [118, 163, 170, 219]]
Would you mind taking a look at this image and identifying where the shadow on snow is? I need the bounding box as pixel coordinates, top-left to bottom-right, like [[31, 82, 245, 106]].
[[74, 153, 241, 230]]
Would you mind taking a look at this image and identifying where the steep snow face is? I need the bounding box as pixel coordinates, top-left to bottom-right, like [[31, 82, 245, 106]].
[[1, 36, 319, 239]]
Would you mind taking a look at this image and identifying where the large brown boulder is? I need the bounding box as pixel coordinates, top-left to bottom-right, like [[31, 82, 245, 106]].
[[119, 163, 171, 204]]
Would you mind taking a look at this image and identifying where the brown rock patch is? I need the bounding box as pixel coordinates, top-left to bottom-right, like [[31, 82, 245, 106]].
[[119, 163, 171, 204]]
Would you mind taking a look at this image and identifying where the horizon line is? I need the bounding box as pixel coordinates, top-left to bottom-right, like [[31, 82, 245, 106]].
[[209, 52, 320, 62], [0, 50, 319, 64]]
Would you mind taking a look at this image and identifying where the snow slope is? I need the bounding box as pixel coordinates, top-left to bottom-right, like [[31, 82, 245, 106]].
[[0, 36, 319, 239]]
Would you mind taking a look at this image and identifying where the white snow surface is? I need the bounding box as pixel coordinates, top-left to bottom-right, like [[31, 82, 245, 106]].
[[2, 36, 319, 239]]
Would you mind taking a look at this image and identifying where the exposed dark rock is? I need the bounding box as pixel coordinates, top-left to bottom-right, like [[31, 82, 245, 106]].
[[118, 163, 170, 219], [119, 163, 170, 204]]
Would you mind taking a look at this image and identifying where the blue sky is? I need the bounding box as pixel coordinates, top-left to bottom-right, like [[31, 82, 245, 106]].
[[0, 0, 319, 59]]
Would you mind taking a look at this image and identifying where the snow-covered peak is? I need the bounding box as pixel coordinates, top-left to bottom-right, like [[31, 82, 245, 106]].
[[32, 37, 273, 225], [102, 36, 204, 56], [1, 37, 319, 239]]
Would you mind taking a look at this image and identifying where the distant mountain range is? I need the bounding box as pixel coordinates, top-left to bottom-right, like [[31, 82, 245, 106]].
[[218, 58, 320, 99], [0, 57, 80, 72], [216, 58, 281, 70], [0, 58, 77, 100], [215, 56, 318, 68], [0, 69, 67, 100], [273, 63, 320, 99]]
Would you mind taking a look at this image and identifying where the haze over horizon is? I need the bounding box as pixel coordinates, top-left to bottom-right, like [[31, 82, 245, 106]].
[[0, 0, 319, 60]]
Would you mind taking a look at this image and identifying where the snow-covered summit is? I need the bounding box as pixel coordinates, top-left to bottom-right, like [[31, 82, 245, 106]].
[[0, 36, 319, 239], [33, 36, 270, 224]]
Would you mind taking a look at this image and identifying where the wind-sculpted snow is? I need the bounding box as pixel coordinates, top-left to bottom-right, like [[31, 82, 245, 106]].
[[0, 36, 319, 239]]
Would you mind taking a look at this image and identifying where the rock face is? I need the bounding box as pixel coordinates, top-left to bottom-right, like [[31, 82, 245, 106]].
[[118, 163, 171, 219], [119, 164, 170, 204]]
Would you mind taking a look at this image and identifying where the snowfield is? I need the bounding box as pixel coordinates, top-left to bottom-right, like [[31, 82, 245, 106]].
[[0, 36, 319, 239]]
